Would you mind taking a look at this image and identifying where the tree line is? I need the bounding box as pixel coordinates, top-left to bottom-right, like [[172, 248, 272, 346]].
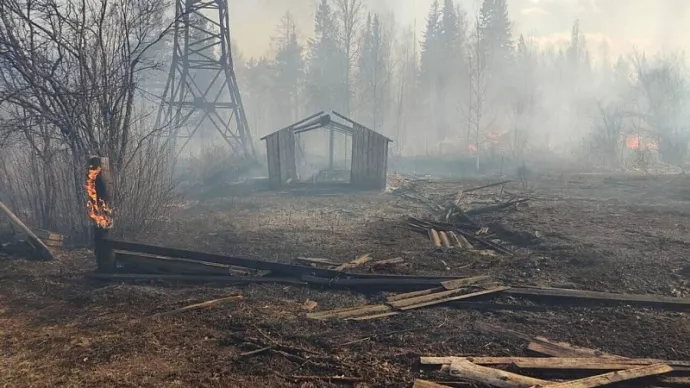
[[226, 0, 690, 168]]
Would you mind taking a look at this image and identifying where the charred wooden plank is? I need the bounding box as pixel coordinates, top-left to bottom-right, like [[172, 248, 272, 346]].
[[89, 273, 306, 285], [0, 200, 54, 261], [506, 287, 690, 309]]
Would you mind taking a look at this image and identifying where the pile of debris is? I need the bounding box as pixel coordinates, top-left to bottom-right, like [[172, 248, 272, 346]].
[[415, 323, 689, 388], [392, 179, 534, 255]]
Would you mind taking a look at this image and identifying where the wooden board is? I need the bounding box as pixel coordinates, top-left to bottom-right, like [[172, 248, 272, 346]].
[[527, 337, 626, 359], [115, 250, 250, 276], [536, 364, 673, 388], [420, 356, 690, 369], [448, 358, 548, 388], [266, 133, 281, 189], [386, 276, 491, 302], [388, 287, 470, 309], [506, 287, 690, 309], [397, 287, 509, 311]]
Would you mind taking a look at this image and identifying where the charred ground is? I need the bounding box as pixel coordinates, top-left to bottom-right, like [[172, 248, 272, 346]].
[[2, 173, 690, 387]]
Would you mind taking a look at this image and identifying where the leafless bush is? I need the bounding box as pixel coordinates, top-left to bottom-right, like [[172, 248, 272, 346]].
[[179, 144, 247, 186], [0, 121, 178, 243], [0, 0, 181, 242], [584, 101, 625, 168]]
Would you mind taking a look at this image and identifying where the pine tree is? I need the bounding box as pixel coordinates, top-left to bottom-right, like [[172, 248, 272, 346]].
[[272, 12, 304, 124], [420, 0, 441, 86], [307, 0, 346, 112], [357, 13, 390, 129], [478, 0, 513, 74]]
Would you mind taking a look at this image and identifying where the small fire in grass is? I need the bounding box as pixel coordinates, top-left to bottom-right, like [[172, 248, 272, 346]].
[[86, 165, 113, 229], [626, 135, 640, 150]]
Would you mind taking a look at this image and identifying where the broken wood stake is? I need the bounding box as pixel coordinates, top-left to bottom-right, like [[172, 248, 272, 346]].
[[0, 200, 54, 261], [150, 294, 243, 318]]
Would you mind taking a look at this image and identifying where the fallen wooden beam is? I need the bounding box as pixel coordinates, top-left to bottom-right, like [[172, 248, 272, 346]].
[[447, 358, 548, 388], [536, 363, 673, 388], [506, 287, 690, 309], [89, 273, 306, 285], [115, 250, 251, 276], [105, 239, 459, 280], [150, 294, 243, 318], [301, 274, 462, 291], [0, 200, 54, 261], [420, 357, 690, 369]]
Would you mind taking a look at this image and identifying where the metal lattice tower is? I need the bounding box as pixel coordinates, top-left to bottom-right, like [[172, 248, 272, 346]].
[[155, 0, 255, 159]]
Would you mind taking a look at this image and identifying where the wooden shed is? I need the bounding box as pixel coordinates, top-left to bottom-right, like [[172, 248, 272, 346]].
[[260, 111, 392, 190]]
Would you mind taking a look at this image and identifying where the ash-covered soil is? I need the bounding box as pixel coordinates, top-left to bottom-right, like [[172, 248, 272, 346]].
[[2, 173, 690, 387]]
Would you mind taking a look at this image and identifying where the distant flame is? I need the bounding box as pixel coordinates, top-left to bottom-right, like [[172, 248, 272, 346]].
[[626, 135, 640, 150], [86, 165, 113, 229]]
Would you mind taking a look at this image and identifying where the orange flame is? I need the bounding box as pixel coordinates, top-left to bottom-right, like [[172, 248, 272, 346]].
[[86, 165, 113, 229], [626, 135, 640, 150]]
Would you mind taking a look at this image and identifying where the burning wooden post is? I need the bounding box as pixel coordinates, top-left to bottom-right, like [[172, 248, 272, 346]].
[[86, 156, 115, 272]]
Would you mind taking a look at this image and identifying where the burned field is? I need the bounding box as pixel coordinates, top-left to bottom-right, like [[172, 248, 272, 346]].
[[2, 173, 690, 387]]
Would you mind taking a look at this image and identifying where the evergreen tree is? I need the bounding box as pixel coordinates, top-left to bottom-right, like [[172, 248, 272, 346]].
[[478, 0, 513, 74], [420, 0, 441, 88], [272, 12, 304, 124], [307, 0, 347, 112], [357, 13, 390, 130]]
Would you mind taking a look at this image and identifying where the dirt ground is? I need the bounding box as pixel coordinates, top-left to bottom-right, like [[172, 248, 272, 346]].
[[2, 172, 690, 387]]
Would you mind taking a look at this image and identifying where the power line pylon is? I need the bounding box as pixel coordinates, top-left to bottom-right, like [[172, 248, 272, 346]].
[[155, 0, 255, 160]]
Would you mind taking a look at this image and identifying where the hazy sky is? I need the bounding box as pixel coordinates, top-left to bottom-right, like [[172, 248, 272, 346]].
[[228, 0, 690, 62]]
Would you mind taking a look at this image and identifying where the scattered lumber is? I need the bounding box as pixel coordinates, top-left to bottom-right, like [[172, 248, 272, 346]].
[[150, 294, 243, 318], [505, 287, 690, 309], [334, 253, 371, 271], [0, 200, 54, 261], [308, 286, 508, 321], [386, 276, 491, 302], [535, 363, 673, 388], [447, 358, 548, 388]]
